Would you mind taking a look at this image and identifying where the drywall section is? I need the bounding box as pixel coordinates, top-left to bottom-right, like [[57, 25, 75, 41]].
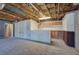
[[30, 20, 51, 43], [14, 20, 31, 39], [30, 20, 38, 30], [62, 12, 75, 32], [31, 30, 51, 43], [75, 10, 79, 50]]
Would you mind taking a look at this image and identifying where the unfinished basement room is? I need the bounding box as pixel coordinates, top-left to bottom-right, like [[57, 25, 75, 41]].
[[0, 3, 79, 55]]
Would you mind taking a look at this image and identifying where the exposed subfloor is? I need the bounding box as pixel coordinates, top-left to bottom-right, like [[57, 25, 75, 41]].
[[0, 38, 79, 55]]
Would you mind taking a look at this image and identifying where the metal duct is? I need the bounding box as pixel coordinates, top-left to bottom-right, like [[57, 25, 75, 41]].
[[0, 3, 5, 10]]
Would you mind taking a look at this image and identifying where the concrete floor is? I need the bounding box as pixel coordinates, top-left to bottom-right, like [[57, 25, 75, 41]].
[[0, 38, 79, 55]]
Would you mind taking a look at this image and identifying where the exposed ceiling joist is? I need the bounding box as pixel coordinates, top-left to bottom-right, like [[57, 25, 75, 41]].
[[22, 4, 40, 18], [0, 10, 21, 21], [43, 3, 51, 17], [0, 3, 79, 22], [30, 3, 44, 18], [10, 3, 39, 22], [3, 9, 29, 20]]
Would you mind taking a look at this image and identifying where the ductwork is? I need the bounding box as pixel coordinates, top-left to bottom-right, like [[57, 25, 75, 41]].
[[0, 3, 5, 10]]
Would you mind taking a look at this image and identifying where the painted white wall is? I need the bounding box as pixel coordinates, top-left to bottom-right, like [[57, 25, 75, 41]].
[[23, 20, 30, 39], [63, 12, 75, 31], [14, 20, 51, 43], [15, 20, 31, 39], [15, 22, 19, 38], [30, 20, 38, 30], [31, 30, 51, 43], [30, 20, 51, 43]]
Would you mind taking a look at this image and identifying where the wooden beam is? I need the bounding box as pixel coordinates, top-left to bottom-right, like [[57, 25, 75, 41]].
[[4, 4, 37, 21], [54, 4, 56, 20], [10, 3, 39, 21], [44, 3, 51, 17], [37, 4, 50, 17], [57, 3, 60, 20], [32, 3, 50, 17], [3, 10, 24, 19], [22, 4, 40, 18], [30, 3, 44, 18], [0, 10, 21, 21], [57, 3, 60, 14], [10, 3, 37, 18], [4, 4, 28, 19], [3, 9, 29, 20]]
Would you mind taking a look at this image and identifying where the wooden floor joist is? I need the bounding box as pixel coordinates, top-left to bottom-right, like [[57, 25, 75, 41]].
[[0, 3, 79, 22]]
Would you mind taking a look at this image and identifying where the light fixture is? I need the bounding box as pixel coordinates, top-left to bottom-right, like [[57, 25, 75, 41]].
[[39, 17, 51, 20]]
